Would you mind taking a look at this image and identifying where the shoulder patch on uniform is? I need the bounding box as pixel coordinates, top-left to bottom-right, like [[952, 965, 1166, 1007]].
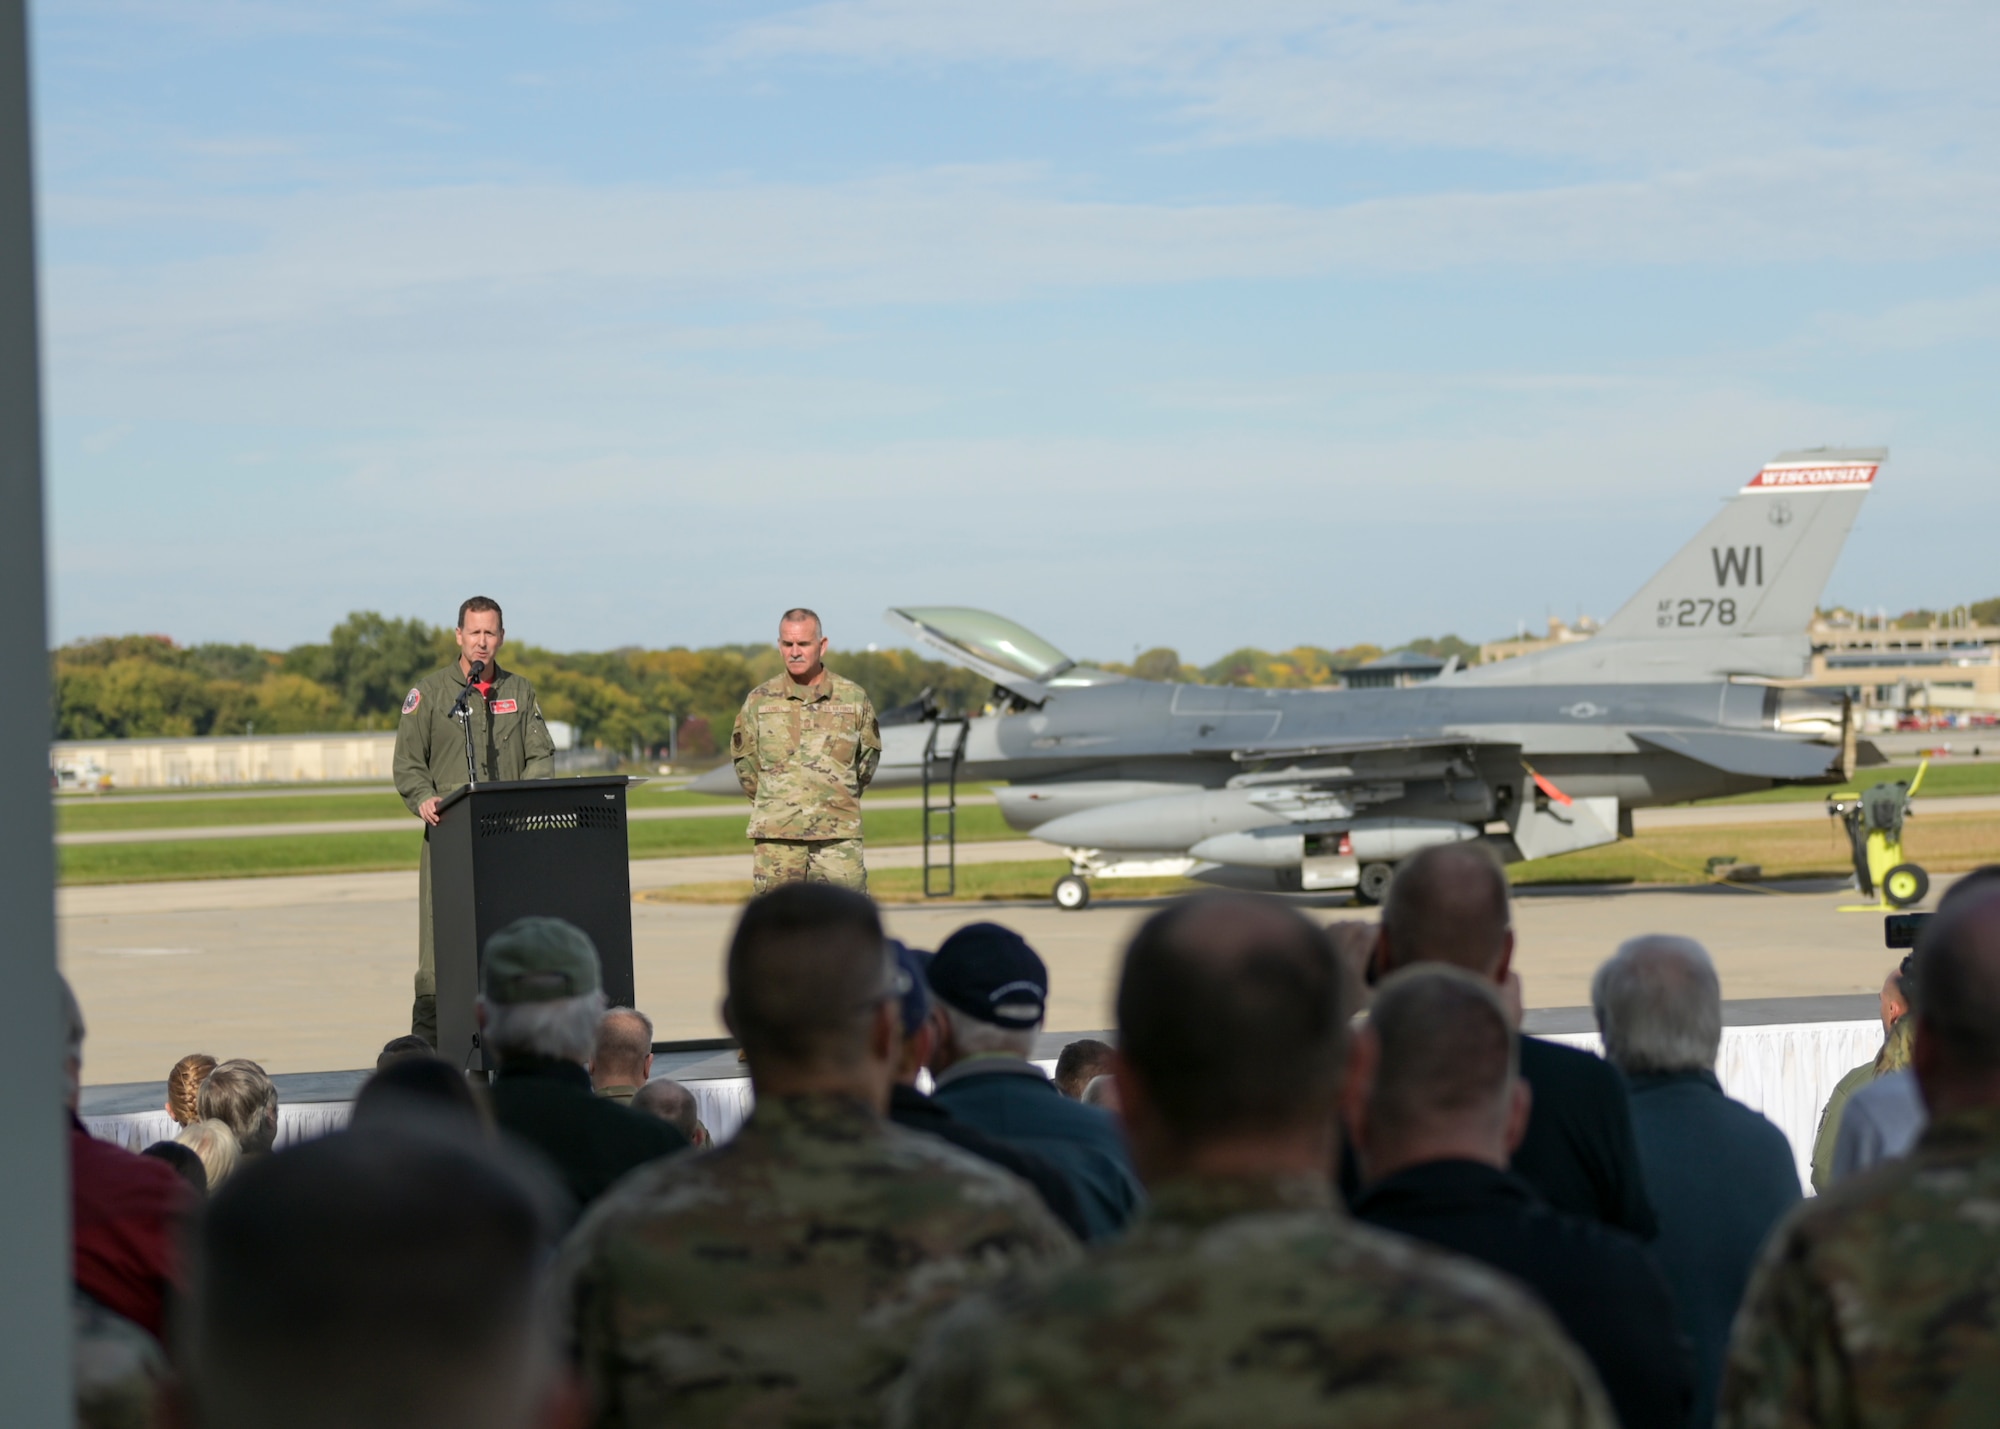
[[402, 688, 422, 714], [490, 698, 518, 714]]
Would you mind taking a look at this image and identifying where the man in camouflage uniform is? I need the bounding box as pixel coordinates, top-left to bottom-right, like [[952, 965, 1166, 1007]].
[[554, 885, 1075, 1428], [1720, 879, 2000, 1428], [893, 892, 1616, 1429], [730, 607, 881, 894], [393, 595, 555, 1042]]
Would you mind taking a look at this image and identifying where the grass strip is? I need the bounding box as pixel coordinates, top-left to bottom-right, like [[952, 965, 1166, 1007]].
[[58, 803, 1021, 884], [1696, 761, 2000, 806], [1511, 812, 2000, 886], [623, 804, 1017, 858], [60, 829, 426, 885], [55, 777, 995, 832]]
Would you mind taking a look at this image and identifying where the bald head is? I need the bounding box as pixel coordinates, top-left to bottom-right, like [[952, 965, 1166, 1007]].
[[725, 884, 894, 1074], [592, 1008, 654, 1087], [1377, 841, 1513, 978], [1118, 892, 1349, 1143], [632, 1079, 701, 1141], [1911, 887, 2000, 1090], [1361, 966, 1519, 1160]]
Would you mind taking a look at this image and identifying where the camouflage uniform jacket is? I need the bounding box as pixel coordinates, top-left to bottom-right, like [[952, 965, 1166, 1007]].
[[554, 1092, 1076, 1429], [392, 662, 554, 812], [730, 671, 881, 840], [892, 1173, 1618, 1429], [1720, 1104, 2000, 1429]]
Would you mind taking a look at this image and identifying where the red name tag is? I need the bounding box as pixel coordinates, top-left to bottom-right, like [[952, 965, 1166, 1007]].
[[490, 698, 518, 714]]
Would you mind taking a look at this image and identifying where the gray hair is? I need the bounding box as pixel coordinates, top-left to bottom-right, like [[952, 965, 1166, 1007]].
[[942, 1003, 1038, 1058], [1592, 935, 1722, 1074], [482, 990, 608, 1065]]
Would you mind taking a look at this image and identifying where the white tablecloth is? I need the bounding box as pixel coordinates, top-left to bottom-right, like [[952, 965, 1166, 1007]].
[[84, 1022, 1884, 1192], [83, 1102, 357, 1153]]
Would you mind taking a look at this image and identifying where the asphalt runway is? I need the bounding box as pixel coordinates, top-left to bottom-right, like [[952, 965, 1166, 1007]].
[[60, 848, 1939, 1086]]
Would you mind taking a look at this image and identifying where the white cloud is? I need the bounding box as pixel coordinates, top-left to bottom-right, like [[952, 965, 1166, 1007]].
[[730, 1, 2000, 167], [43, 150, 2000, 383]]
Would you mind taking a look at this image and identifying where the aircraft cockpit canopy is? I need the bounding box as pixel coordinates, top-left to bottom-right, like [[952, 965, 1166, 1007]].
[[884, 606, 1093, 701], [890, 607, 1075, 682]]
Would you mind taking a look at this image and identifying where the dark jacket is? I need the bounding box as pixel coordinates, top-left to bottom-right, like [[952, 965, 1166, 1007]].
[[931, 1057, 1143, 1241], [1513, 1035, 1658, 1239], [890, 1083, 1090, 1240], [1354, 1159, 1692, 1429], [1627, 1069, 1801, 1429], [488, 1055, 688, 1214]]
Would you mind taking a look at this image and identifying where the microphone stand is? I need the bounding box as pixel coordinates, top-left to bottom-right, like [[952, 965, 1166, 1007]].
[[449, 660, 485, 792]]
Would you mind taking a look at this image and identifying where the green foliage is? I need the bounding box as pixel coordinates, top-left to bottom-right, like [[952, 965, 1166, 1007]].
[[1129, 647, 1191, 683], [1972, 597, 2000, 626], [1396, 634, 1479, 663], [326, 612, 456, 725], [1198, 644, 1381, 687]]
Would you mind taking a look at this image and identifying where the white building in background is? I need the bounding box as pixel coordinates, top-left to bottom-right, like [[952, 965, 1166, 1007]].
[[52, 719, 581, 790], [51, 732, 398, 789]]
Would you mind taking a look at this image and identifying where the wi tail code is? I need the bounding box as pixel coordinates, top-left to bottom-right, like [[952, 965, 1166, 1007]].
[[1711, 546, 1763, 588]]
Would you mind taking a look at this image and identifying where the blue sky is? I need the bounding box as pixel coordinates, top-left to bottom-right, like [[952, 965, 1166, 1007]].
[[31, 1, 2000, 663]]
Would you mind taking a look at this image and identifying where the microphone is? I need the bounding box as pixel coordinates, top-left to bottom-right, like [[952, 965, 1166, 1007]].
[[467, 659, 486, 682]]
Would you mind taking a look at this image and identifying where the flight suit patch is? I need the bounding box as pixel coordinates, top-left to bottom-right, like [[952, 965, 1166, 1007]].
[[491, 698, 518, 714], [402, 688, 422, 714]]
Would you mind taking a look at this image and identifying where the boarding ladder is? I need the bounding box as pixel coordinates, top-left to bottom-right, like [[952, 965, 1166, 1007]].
[[922, 718, 970, 898]]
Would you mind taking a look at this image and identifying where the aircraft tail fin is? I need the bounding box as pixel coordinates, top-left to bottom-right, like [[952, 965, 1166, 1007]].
[[1596, 448, 1882, 644], [1452, 448, 1882, 684]]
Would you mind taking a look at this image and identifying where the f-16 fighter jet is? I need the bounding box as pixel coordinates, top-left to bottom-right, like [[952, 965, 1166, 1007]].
[[699, 449, 1885, 907]]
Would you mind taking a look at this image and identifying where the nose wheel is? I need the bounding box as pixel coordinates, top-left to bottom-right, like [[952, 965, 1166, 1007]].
[[1354, 862, 1395, 906], [1052, 875, 1092, 911]]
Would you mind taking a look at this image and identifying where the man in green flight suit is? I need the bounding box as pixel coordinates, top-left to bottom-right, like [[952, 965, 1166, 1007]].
[[394, 596, 556, 1043], [730, 608, 882, 894]]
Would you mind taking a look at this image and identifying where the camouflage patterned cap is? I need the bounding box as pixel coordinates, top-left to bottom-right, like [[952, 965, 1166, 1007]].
[[482, 917, 601, 1004]]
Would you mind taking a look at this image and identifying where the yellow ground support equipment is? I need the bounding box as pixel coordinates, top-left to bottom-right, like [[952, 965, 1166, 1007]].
[[1828, 760, 1931, 912]]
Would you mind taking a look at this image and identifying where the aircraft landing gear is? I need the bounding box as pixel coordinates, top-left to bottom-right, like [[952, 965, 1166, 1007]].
[[1052, 875, 1092, 911], [1354, 862, 1395, 906]]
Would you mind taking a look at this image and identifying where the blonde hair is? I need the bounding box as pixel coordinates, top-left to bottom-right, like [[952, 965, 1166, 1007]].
[[176, 1119, 241, 1191], [167, 1054, 218, 1126]]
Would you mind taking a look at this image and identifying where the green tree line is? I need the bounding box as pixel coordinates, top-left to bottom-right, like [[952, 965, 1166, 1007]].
[[49, 614, 996, 755]]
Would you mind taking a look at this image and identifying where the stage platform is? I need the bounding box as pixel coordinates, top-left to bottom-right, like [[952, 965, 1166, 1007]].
[[83, 997, 1884, 1193]]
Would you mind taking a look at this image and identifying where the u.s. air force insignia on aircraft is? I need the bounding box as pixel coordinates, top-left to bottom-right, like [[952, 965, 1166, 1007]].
[[1561, 701, 1607, 719], [402, 688, 422, 714], [1768, 499, 1794, 527]]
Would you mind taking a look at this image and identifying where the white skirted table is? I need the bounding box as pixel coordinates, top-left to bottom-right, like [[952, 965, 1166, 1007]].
[[83, 1020, 1885, 1192]]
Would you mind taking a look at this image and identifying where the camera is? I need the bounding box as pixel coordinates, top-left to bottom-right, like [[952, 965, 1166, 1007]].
[[1885, 913, 1932, 949]]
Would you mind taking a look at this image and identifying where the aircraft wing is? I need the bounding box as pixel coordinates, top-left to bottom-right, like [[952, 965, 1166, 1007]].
[[1629, 729, 1846, 781], [1226, 733, 1505, 765]]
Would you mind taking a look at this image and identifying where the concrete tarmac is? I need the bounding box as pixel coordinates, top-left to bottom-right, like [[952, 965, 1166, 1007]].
[[61, 842, 1943, 1084]]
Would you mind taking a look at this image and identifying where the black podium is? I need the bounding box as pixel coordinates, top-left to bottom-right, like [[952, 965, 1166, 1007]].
[[430, 776, 639, 1073]]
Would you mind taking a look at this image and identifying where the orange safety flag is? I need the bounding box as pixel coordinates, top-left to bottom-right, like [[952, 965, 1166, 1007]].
[[1526, 766, 1573, 807]]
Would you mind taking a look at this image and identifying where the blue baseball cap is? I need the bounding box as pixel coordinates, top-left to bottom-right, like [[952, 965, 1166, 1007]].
[[889, 941, 933, 1038], [927, 923, 1048, 1030]]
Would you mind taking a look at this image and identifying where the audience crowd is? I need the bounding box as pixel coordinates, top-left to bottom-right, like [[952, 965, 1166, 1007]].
[[58, 850, 2000, 1428]]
